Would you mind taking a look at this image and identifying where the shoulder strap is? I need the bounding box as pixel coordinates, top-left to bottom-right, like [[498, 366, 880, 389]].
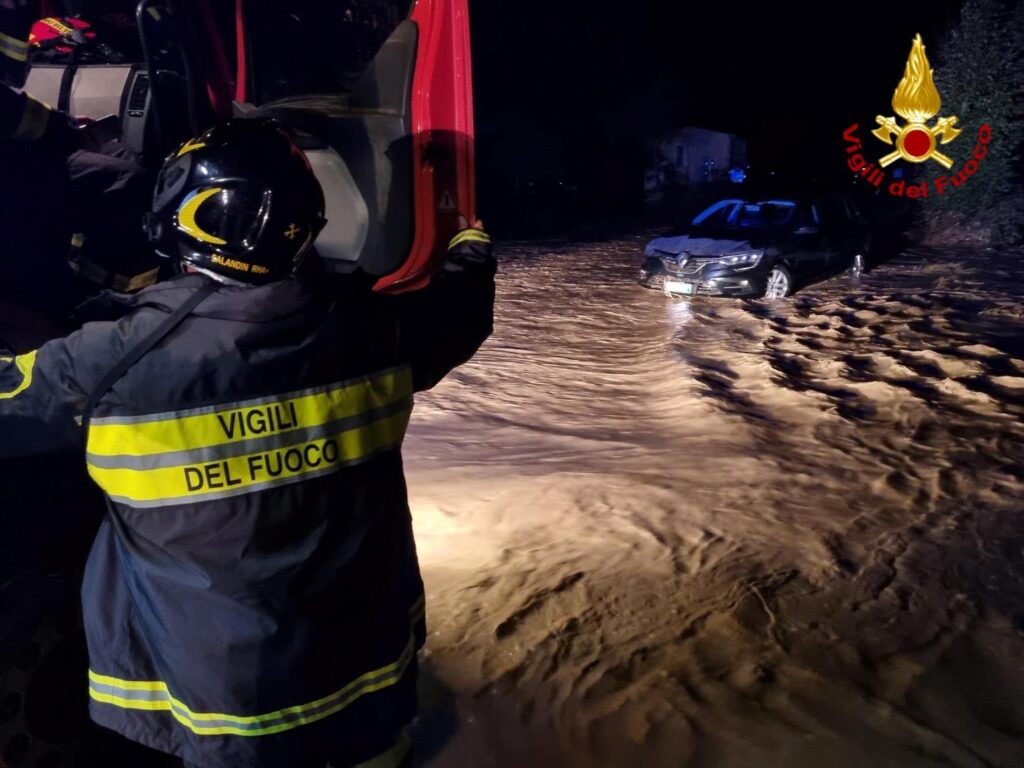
[[82, 281, 218, 435], [57, 48, 79, 113]]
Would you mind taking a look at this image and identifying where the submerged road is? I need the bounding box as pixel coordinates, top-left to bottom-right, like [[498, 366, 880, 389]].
[[405, 236, 1024, 768]]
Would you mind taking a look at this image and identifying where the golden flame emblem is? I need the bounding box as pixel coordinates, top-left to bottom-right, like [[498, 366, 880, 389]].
[[872, 34, 961, 169]]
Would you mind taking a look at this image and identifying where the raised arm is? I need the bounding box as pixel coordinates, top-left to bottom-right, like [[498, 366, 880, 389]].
[[388, 220, 496, 392]]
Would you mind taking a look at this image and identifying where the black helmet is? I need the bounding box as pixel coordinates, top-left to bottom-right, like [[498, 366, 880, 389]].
[[146, 119, 326, 284]]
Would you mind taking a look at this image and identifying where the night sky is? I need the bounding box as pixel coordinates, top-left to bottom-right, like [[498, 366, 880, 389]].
[[469, 0, 967, 216]]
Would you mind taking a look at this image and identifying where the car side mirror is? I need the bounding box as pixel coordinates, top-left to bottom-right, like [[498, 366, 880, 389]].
[[794, 225, 819, 236]]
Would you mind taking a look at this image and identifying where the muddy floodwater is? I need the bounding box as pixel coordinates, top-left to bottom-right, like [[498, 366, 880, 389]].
[[404, 236, 1024, 768]]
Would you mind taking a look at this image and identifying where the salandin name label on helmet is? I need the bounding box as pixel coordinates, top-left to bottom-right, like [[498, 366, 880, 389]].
[[85, 367, 413, 507], [211, 254, 270, 275]]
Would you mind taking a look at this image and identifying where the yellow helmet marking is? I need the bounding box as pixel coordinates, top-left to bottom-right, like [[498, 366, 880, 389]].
[[177, 188, 228, 246], [177, 138, 207, 157]]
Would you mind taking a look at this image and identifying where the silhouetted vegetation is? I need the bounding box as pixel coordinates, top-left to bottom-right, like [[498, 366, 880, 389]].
[[922, 0, 1024, 243]]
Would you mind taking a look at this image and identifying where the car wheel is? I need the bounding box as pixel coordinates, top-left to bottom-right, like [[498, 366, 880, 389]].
[[853, 234, 873, 275], [763, 265, 793, 299], [850, 252, 866, 277], [639, 256, 667, 289]]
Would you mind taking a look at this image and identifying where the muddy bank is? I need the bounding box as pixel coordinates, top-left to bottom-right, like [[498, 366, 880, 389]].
[[405, 238, 1024, 768]]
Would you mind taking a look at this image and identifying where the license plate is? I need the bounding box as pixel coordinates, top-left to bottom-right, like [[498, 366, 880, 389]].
[[664, 280, 696, 296]]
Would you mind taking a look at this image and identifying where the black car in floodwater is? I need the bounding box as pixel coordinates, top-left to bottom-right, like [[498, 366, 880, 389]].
[[640, 197, 871, 299]]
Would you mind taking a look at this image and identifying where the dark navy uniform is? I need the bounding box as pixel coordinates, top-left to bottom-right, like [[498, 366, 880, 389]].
[[0, 232, 495, 768]]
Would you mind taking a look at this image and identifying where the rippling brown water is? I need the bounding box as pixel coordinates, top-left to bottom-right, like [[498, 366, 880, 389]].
[[405, 237, 1024, 768]]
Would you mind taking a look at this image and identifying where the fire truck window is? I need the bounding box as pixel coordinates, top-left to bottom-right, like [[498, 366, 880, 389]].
[[246, 0, 413, 104]]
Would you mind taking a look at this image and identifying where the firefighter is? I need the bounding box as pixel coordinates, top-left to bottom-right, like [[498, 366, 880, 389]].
[[2, 0, 154, 326], [0, 119, 496, 768], [1, 0, 81, 323]]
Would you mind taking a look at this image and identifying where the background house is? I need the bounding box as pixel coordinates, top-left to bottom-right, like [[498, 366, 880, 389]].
[[646, 127, 748, 194]]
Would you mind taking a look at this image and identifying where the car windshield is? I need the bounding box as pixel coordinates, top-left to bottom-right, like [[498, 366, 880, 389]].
[[692, 200, 797, 231]]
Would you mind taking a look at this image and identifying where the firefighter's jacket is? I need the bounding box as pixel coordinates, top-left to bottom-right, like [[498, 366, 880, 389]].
[[1, 81, 80, 147], [0, 234, 495, 768], [1, 82, 47, 140], [0, 1, 32, 87]]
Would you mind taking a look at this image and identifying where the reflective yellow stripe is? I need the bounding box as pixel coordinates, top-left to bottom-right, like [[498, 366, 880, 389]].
[[88, 673, 165, 692], [0, 31, 28, 62], [0, 351, 37, 400], [88, 409, 410, 506], [90, 669, 407, 736], [90, 692, 170, 711], [11, 96, 51, 142], [88, 369, 412, 458], [448, 229, 491, 250], [409, 593, 425, 622], [88, 627, 420, 736]]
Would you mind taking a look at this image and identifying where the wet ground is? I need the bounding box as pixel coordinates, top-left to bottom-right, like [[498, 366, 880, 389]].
[[405, 236, 1024, 768]]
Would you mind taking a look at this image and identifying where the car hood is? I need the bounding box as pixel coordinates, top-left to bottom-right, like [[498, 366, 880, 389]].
[[644, 227, 777, 258]]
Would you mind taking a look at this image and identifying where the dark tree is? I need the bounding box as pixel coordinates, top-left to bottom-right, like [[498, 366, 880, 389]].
[[922, 0, 1024, 243]]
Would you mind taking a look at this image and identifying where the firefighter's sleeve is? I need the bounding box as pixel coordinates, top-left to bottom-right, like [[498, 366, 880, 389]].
[[0, 1, 33, 86], [0, 83, 48, 140], [0, 327, 110, 456], [392, 228, 496, 392], [0, 82, 79, 147]]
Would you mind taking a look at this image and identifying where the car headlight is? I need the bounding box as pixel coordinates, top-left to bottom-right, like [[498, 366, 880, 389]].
[[715, 251, 763, 270]]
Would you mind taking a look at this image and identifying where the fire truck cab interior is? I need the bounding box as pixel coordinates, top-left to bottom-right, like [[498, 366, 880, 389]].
[[19, 0, 475, 293]]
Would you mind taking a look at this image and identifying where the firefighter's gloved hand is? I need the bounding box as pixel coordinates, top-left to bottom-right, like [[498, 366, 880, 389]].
[[441, 217, 494, 274]]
